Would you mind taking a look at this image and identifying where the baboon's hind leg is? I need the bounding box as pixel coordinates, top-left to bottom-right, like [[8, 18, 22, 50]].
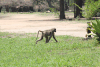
[[36, 36, 43, 44], [45, 36, 49, 43], [48, 35, 52, 42]]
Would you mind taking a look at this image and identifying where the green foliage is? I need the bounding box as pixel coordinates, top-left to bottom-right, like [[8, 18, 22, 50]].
[[49, 8, 59, 16], [72, 3, 82, 10], [83, 0, 100, 19], [66, 0, 74, 6], [88, 19, 100, 43], [73, 0, 100, 19], [49, 8, 56, 12]]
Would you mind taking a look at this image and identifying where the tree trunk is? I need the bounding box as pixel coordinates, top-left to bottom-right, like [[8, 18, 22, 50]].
[[68, 0, 69, 10], [65, 1, 68, 11], [0, 6, 2, 13], [5, 5, 9, 12], [46, 0, 54, 8], [60, 0, 66, 19], [74, 0, 83, 18]]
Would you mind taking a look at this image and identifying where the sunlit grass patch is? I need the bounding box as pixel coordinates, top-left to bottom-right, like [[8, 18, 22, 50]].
[[0, 32, 100, 67]]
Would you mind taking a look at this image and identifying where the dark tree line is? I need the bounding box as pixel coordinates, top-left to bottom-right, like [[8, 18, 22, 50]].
[[0, 0, 33, 12], [0, 6, 2, 12], [1, 0, 98, 20], [0, 0, 83, 19], [59, 0, 83, 19], [74, 0, 83, 18]]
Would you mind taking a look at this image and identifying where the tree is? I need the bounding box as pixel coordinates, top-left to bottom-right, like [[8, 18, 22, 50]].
[[60, 0, 66, 19], [0, 6, 2, 13], [5, 5, 10, 12], [74, 0, 83, 18], [46, 0, 54, 8]]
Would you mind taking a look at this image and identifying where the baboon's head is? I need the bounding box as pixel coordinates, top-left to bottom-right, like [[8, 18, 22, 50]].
[[52, 28, 56, 32]]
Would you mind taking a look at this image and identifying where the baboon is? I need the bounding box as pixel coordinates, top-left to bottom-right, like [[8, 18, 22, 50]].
[[36, 28, 58, 44]]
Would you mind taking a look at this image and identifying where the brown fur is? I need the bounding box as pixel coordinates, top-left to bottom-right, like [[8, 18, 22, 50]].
[[36, 28, 58, 44]]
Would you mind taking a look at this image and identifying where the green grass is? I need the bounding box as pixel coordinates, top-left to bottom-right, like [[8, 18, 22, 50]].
[[0, 32, 100, 67]]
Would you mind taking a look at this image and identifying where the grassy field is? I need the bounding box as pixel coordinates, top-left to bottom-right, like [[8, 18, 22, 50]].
[[0, 32, 100, 67]]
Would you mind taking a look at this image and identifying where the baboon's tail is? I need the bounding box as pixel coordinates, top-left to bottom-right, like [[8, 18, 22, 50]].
[[36, 30, 43, 41]]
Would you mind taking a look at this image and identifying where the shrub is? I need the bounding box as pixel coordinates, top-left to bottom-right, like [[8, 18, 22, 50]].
[[88, 19, 100, 43], [49, 8, 59, 16], [82, 0, 100, 19], [73, 0, 100, 19]]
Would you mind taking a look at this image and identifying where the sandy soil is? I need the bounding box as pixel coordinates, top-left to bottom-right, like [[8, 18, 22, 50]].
[[0, 13, 87, 37]]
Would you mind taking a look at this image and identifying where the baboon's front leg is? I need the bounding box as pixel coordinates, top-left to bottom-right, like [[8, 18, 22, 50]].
[[36, 36, 43, 44], [53, 35, 58, 42]]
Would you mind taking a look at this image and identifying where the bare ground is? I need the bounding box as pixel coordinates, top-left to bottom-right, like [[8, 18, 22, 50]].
[[0, 13, 87, 38]]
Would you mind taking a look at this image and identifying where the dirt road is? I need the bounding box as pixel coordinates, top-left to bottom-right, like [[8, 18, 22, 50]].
[[0, 13, 87, 37]]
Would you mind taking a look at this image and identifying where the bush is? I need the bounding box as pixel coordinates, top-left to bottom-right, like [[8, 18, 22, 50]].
[[88, 19, 100, 43], [49, 8, 59, 16], [82, 0, 100, 19]]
